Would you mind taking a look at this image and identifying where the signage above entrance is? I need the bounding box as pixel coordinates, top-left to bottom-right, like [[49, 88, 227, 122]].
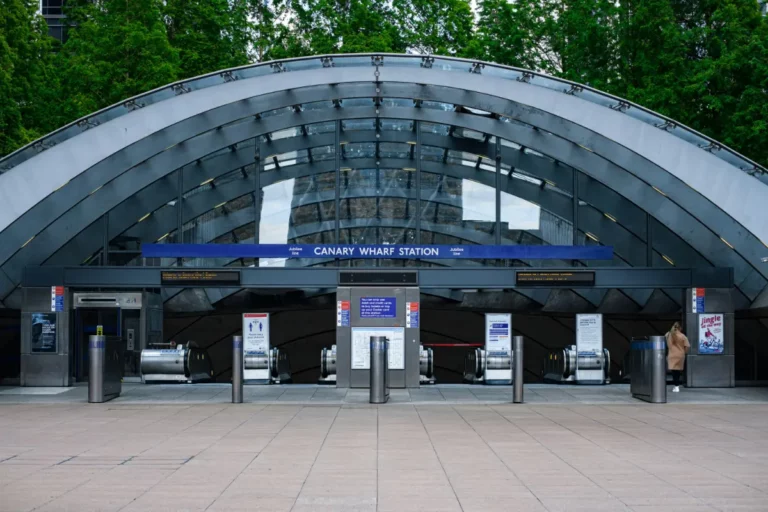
[[516, 271, 596, 286], [160, 270, 241, 286], [143, 244, 613, 260]]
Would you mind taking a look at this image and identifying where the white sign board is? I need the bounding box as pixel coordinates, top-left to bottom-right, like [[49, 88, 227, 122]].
[[243, 313, 270, 381], [576, 313, 603, 383], [698, 313, 724, 354], [351, 327, 405, 370], [485, 313, 512, 384]]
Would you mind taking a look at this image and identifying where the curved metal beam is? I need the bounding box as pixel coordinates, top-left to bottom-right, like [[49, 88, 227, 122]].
[[0, 80, 760, 300]]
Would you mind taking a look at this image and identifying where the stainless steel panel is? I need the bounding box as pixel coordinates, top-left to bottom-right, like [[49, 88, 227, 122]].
[[88, 335, 122, 403]]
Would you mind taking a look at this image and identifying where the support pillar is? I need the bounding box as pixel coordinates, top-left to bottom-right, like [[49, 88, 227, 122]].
[[20, 287, 72, 386], [683, 288, 735, 387]]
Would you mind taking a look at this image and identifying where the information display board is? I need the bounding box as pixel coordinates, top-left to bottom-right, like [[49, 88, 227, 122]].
[[161, 270, 240, 286], [576, 314, 603, 383], [31, 313, 57, 353], [242, 313, 270, 382], [359, 297, 397, 318], [485, 313, 512, 384], [516, 271, 595, 286], [351, 327, 404, 370], [698, 313, 724, 354]]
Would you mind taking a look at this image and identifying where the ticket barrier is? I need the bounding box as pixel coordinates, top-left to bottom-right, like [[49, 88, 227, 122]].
[[318, 344, 433, 384], [88, 335, 124, 403], [543, 345, 611, 385], [630, 336, 667, 403], [245, 348, 292, 384], [139, 342, 212, 383], [463, 348, 512, 384]]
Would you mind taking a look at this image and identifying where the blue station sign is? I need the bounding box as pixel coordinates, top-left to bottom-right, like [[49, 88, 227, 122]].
[[142, 243, 613, 260]]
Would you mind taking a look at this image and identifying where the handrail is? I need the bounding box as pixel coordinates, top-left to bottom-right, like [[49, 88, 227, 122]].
[[1, 53, 765, 181]]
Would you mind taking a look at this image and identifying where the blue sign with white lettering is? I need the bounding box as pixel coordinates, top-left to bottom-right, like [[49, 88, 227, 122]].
[[142, 244, 613, 260], [360, 297, 397, 318]]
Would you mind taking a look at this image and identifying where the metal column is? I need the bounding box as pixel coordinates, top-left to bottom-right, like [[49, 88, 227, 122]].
[[512, 335, 524, 403], [88, 334, 122, 403], [232, 335, 243, 403]]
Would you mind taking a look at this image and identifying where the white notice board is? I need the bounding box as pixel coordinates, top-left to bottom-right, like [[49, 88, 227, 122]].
[[576, 313, 603, 383], [351, 327, 405, 370]]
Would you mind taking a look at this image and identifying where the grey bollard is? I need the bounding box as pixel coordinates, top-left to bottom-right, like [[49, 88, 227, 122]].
[[232, 336, 243, 403], [370, 336, 389, 404], [513, 335, 524, 403], [88, 335, 106, 403]]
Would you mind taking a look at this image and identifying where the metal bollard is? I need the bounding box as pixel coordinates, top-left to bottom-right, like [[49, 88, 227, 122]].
[[370, 336, 389, 404], [512, 335, 524, 403], [88, 335, 106, 403], [232, 335, 243, 403]]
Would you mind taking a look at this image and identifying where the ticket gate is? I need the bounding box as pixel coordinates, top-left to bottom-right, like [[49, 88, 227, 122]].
[[543, 345, 611, 385], [318, 344, 434, 384]]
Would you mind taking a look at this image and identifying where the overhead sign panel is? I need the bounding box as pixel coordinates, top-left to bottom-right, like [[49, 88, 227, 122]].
[[143, 244, 613, 260], [160, 270, 240, 286], [516, 271, 596, 286]]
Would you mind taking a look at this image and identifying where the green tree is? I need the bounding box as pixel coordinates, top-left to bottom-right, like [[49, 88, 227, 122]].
[[392, 0, 474, 56], [164, 0, 251, 78], [465, 0, 544, 69], [0, 0, 59, 156], [285, 0, 406, 56], [59, 0, 179, 120], [249, 0, 293, 61]]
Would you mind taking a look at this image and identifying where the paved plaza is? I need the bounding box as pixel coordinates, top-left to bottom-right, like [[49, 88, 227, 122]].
[[1, 386, 768, 511]]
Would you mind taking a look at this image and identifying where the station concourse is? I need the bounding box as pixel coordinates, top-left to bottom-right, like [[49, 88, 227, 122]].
[[0, 54, 767, 511]]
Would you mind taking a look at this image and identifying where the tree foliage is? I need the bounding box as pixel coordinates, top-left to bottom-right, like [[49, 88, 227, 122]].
[[0, 0, 58, 155], [2, 0, 768, 166]]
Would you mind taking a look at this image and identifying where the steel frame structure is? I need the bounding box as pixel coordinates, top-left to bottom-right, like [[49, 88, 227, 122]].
[[1, 54, 765, 311]]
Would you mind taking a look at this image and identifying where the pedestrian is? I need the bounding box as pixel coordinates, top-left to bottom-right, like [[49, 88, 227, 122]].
[[666, 321, 690, 392]]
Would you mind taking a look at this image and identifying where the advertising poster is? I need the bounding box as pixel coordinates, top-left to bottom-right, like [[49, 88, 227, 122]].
[[698, 313, 724, 354], [576, 314, 603, 383], [242, 313, 270, 354], [351, 327, 404, 370], [485, 313, 512, 383], [31, 313, 57, 353]]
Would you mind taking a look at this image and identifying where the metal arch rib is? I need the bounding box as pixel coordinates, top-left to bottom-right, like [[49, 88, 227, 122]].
[[0, 71, 764, 277], [0, 106, 758, 301], [0, 77, 760, 292], [2, 54, 763, 182]]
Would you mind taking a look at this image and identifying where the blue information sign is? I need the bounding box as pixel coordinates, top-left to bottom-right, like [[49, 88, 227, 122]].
[[360, 297, 397, 318], [142, 243, 613, 260]]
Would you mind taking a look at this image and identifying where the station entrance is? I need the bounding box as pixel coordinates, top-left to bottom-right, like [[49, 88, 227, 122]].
[[17, 265, 739, 391]]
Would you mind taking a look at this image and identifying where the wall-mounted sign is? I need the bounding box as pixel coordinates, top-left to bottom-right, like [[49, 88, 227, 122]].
[[405, 302, 419, 328], [160, 270, 240, 286], [337, 300, 350, 327], [50, 286, 64, 312], [143, 243, 614, 261], [359, 297, 397, 318], [698, 313, 724, 354], [692, 288, 706, 313], [351, 327, 404, 370], [516, 271, 595, 286], [31, 313, 57, 353]]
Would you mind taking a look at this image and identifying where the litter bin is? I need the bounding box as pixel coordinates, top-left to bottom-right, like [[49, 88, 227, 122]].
[[630, 336, 667, 403], [88, 335, 123, 403], [370, 336, 389, 404]]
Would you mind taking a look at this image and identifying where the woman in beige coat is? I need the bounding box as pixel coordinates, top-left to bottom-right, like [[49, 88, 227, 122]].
[[666, 322, 691, 392]]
